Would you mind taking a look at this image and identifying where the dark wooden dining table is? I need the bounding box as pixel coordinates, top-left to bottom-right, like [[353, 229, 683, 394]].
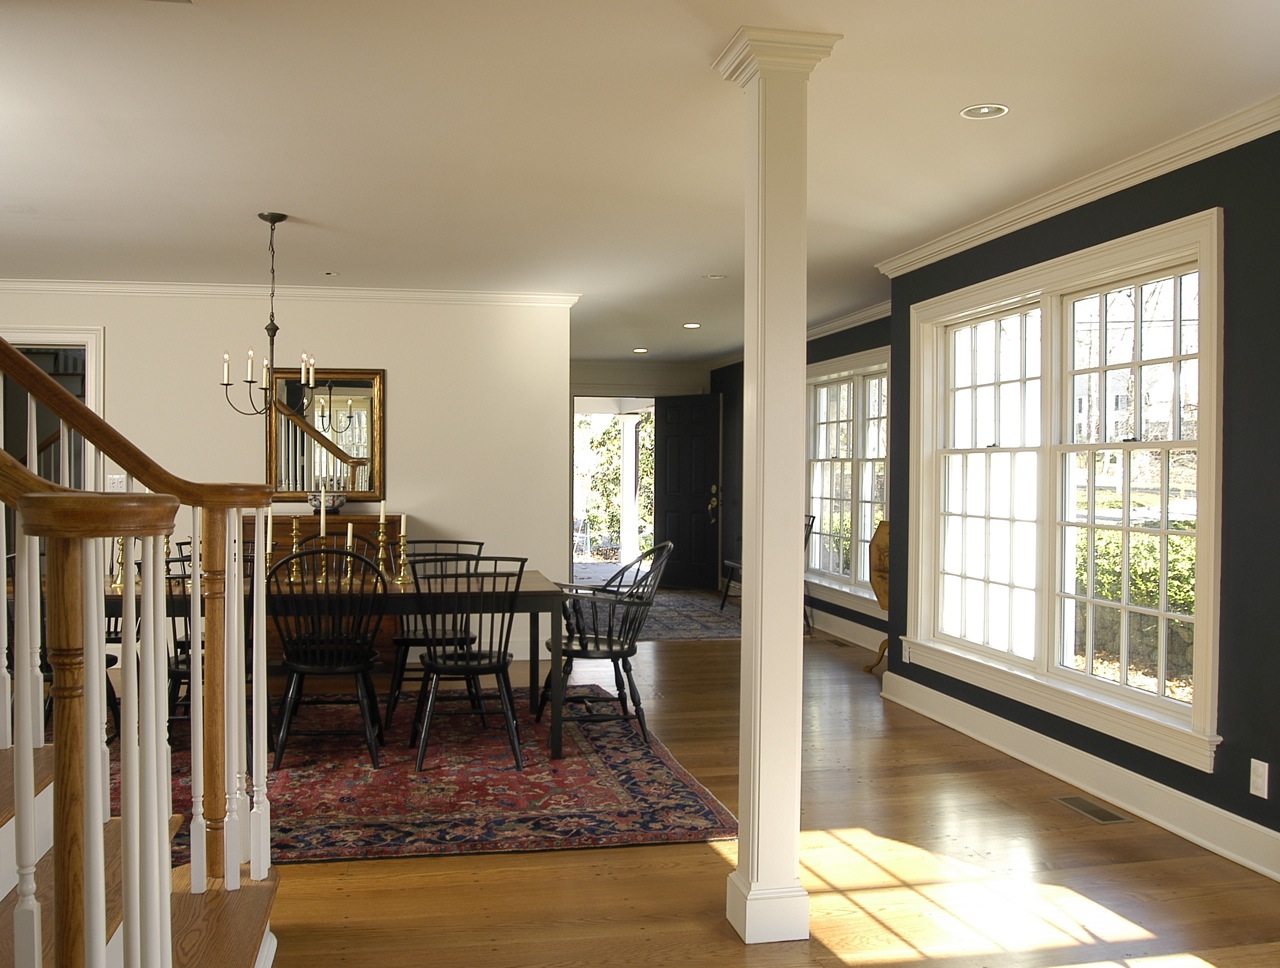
[[109, 567, 571, 759]]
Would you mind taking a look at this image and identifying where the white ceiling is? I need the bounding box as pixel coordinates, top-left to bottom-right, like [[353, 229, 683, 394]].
[[4, 0, 1280, 363]]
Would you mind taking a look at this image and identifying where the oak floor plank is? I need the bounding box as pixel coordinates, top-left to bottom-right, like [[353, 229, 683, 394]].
[[268, 634, 1280, 968]]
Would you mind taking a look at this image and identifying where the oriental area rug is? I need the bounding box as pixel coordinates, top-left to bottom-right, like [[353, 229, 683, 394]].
[[641, 588, 740, 640], [162, 687, 736, 864]]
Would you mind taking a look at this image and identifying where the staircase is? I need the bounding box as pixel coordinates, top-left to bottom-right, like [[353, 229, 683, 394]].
[[0, 338, 279, 967]]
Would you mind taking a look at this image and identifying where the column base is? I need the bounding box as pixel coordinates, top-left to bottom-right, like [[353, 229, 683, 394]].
[[726, 870, 810, 943]]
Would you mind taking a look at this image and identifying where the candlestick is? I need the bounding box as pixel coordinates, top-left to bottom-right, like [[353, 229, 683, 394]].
[[289, 515, 301, 583], [393, 531, 412, 586], [376, 521, 390, 577]]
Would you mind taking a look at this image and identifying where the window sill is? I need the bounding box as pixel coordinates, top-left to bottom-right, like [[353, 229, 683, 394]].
[[901, 636, 1221, 772], [805, 575, 886, 620]]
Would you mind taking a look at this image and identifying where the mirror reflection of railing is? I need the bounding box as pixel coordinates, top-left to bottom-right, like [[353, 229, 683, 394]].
[[0, 336, 279, 962], [268, 367, 385, 502]]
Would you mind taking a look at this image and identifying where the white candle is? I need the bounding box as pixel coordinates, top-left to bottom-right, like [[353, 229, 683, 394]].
[[309, 356, 317, 387], [379, 500, 386, 524], [246, 348, 254, 382], [222, 353, 230, 384], [346, 522, 353, 551], [261, 358, 269, 387], [319, 479, 326, 537], [400, 513, 407, 538]]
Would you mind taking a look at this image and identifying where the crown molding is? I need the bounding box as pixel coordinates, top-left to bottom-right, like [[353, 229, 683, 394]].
[[807, 300, 892, 339], [714, 26, 842, 87], [877, 92, 1280, 279], [0, 279, 580, 308]]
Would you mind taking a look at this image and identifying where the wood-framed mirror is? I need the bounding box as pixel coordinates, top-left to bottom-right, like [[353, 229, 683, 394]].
[[266, 367, 386, 502]]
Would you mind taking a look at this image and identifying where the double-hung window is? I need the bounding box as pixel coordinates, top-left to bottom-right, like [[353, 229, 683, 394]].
[[907, 211, 1221, 770], [807, 347, 889, 597]]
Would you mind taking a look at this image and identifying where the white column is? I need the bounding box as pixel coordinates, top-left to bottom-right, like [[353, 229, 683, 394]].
[[715, 26, 839, 944], [618, 413, 641, 564]]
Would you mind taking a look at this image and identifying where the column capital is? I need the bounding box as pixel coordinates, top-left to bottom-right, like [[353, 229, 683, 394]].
[[714, 26, 841, 88]]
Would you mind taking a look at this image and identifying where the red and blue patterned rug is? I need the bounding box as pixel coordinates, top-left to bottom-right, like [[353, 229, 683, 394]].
[[169, 688, 737, 863]]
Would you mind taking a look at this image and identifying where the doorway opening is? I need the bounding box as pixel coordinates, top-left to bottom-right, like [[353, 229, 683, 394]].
[[572, 397, 654, 585]]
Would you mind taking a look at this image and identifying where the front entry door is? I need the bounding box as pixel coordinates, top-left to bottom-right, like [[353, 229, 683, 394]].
[[653, 393, 721, 589]]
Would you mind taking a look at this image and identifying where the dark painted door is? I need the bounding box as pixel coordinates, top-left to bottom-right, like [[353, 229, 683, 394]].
[[653, 393, 721, 589]]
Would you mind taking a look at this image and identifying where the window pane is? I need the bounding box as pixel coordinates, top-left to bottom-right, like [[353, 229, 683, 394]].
[[1012, 521, 1036, 589], [1063, 525, 1087, 596], [999, 314, 1022, 380], [1093, 528, 1122, 602], [1169, 449, 1197, 531], [1025, 378, 1041, 447], [1012, 452, 1038, 521], [975, 384, 996, 448], [988, 583, 1010, 652], [1129, 449, 1163, 529], [953, 388, 973, 448], [999, 382, 1022, 447], [1073, 296, 1100, 369], [1140, 362, 1174, 441], [952, 327, 972, 388], [974, 319, 996, 385], [945, 454, 964, 513], [1127, 612, 1160, 695], [1105, 286, 1136, 365], [1094, 451, 1122, 525], [941, 574, 963, 636], [1011, 588, 1036, 659], [1167, 618, 1194, 703], [989, 519, 1011, 585], [989, 451, 1011, 519], [1168, 534, 1196, 616], [1105, 368, 1135, 442], [1064, 598, 1088, 671], [965, 452, 987, 515], [1073, 372, 1100, 443], [1092, 604, 1122, 682], [1179, 359, 1198, 440], [1026, 309, 1042, 379], [1180, 273, 1199, 355], [965, 516, 986, 578], [1140, 277, 1175, 360], [964, 578, 985, 643], [943, 514, 962, 574], [1066, 452, 1089, 524], [1127, 532, 1161, 610]]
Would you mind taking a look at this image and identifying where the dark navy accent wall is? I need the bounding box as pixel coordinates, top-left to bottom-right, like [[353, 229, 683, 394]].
[[888, 131, 1280, 832], [711, 314, 892, 632]]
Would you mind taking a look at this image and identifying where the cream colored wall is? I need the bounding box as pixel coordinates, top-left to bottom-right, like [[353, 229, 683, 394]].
[[0, 284, 573, 587]]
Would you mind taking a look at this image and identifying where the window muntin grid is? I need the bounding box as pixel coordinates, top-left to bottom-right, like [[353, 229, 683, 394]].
[[808, 371, 887, 586], [1059, 269, 1199, 705], [939, 307, 1041, 656]]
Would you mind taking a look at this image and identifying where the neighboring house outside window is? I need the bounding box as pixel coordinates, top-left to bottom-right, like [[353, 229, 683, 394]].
[[906, 210, 1221, 771], [807, 347, 889, 600]]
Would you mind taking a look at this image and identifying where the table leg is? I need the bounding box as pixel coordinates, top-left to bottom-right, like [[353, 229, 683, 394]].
[[527, 612, 540, 712], [549, 611, 563, 759]]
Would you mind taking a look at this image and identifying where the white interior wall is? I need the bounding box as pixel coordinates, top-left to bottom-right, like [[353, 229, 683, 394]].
[[0, 283, 573, 592]]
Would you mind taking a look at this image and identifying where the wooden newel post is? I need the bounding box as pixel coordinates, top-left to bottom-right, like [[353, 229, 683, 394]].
[[201, 508, 228, 879], [18, 492, 179, 968]]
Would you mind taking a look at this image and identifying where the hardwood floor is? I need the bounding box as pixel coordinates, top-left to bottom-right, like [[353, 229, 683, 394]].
[[268, 635, 1280, 966]]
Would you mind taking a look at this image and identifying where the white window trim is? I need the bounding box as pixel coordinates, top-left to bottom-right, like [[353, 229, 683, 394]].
[[905, 209, 1223, 772], [806, 347, 890, 610]]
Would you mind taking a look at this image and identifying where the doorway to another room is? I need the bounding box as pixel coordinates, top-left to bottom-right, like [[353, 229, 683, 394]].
[[572, 397, 654, 585]]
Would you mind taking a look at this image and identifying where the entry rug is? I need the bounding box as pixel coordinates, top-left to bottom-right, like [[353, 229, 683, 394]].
[[163, 688, 736, 863], [642, 588, 741, 640]]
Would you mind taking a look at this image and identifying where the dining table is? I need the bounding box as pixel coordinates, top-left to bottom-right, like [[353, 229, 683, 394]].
[[107, 566, 571, 759]]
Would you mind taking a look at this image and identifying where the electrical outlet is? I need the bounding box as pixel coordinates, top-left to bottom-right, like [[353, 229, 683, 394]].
[[106, 474, 127, 492], [1249, 758, 1269, 798]]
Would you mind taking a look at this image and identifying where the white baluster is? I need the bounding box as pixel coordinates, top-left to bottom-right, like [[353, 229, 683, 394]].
[[138, 536, 164, 963], [11, 524, 43, 966], [81, 540, 108, 968], [250, 506, 272, 879], [149, 537, 173, 967], [0, 512, 10, 750], [188, 509, 207, 891], [120, 529, 142, 967], [222, 511, 243, 889]]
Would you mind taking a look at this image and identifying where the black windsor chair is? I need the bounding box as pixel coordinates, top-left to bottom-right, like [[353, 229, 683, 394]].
[[409, 555, 527, 771], [536, 541, 673, 743], [267, 547, 388, 769]]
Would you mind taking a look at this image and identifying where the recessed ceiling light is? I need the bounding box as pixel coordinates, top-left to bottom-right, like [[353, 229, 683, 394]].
[[322, 271, 340, 277], [702, 273, 727, 280], [683, 322, 701, 330], [632, 347, 648, 354], [960, 103, 1009, 120]]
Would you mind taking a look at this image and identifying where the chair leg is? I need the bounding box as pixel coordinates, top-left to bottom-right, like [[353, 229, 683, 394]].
[[355, 672, 381, 769], [495, 669, 524, 770], [414, 674, 443, 771], [272, 672, 304, 770], [106, 675, 122, 744], [464, 675, 489, 726], [385, 642, 411, 728], [621, 656, 649, 743], [611, 659, 629, 715], [536, 655, 574, 722]]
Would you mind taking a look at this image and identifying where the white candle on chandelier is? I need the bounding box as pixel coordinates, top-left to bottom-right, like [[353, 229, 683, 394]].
[[262, 358, 269, 388], [309, 356, 317, 387], [246, 348, 254, 382], [222, 353, 230, 384]]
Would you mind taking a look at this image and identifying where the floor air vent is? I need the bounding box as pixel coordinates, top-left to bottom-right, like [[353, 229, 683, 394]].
[[1054, 795, 1131, 824]]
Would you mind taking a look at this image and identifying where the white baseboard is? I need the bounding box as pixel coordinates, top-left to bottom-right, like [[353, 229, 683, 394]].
[[808, 609, 884, 654], [882, 672, 1280, 883]]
